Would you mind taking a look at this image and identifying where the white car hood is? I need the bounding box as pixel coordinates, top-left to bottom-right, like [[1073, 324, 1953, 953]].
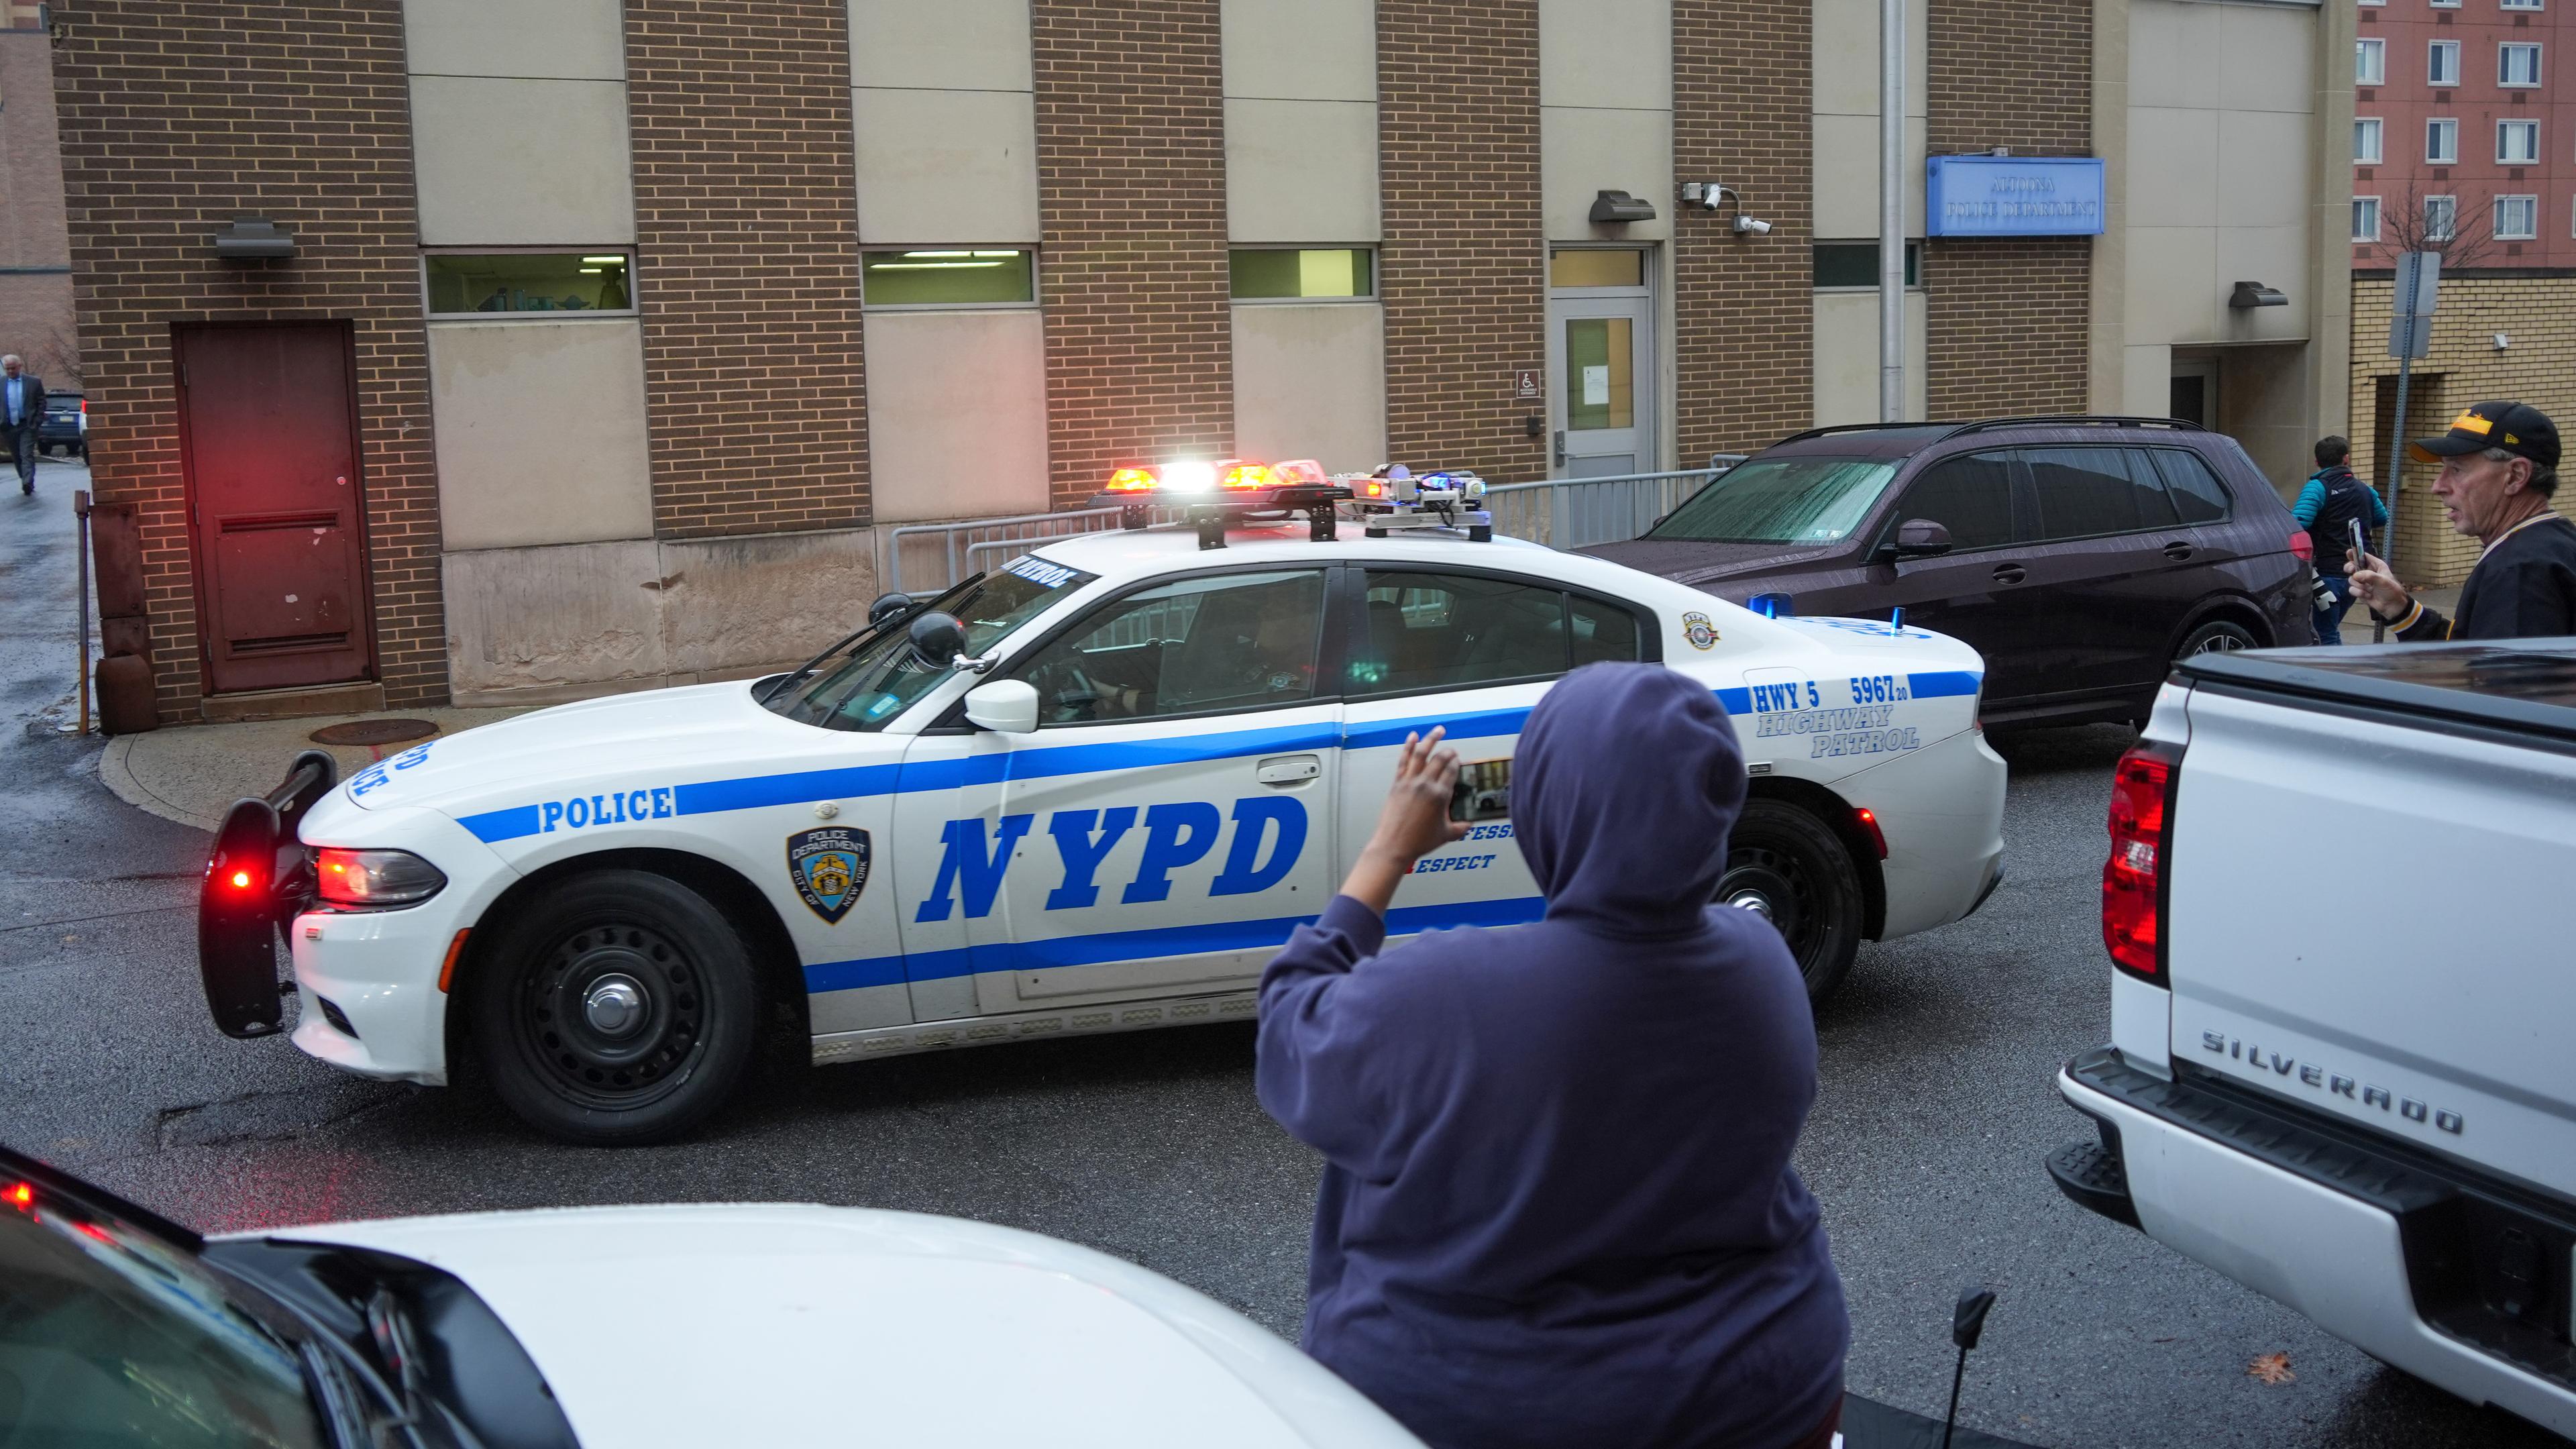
[[249, 1204, 1417, 1449]]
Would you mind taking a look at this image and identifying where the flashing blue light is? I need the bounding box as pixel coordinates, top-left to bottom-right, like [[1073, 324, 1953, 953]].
[[1749, 592, 1793, 619], [1888, 606, 1905, 633]]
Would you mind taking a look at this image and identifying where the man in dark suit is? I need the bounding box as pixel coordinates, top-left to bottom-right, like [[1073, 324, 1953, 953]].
[[2, 355, 42, 496]]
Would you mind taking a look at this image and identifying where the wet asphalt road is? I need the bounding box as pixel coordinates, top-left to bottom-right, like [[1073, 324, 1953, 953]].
[[0, 462, 2558, 1448]]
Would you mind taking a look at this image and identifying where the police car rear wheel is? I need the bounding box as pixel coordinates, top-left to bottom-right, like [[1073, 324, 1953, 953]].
[[472, 870, 762, 1145], [1719, 800, 1864, 1001]]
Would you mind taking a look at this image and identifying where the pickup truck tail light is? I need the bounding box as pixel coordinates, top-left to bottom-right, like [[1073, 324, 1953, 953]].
[[2102, 739, 2183, 980], [2288, 528, 2313, 564]]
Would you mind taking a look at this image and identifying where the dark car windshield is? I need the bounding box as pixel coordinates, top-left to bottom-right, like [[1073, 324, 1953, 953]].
[[1, 1178, 327, 1449], [768, 555, 1097, 731], [1646, 456, 1900, 545]]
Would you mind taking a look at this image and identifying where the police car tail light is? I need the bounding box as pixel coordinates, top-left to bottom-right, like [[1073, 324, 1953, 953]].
[[2101, 740, 2182, 981], [2288, 528, 2314, 564], [315, 848, 447, 909]]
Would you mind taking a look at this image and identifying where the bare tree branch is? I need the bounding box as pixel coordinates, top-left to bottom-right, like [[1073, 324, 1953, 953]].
[[2366, 179, 2500, 271]]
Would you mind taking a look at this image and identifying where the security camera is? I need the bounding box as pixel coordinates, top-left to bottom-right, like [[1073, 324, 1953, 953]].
[[1732, 215, 1772, 235], [1684, 182, 1732, 213]]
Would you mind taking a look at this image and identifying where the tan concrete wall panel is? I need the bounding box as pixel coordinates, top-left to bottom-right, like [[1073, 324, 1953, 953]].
[[1813, 288, 1927, 425], [1811, 0, 1928, 119], [659, 528, 879, 676], [403, 0, 625, 79], [853, 87, 1041, 246], [1231, 302, 1387, 472], [443, 539, 667, 699], [849, 0, 1032, 92], [410, 75, 636, 245], [427, 319, 655, 550], [1540, 0, 1671, 111], [1542, 105, 1673, 242], [1226, 98, 1379, 243], [1222, 0, 1373, 101], [864, 309, 1051, 523], [1811, 111, 1928, 239]]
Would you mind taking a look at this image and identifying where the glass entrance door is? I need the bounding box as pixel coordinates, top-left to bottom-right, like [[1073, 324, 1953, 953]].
[[1548, 250, 1655, 479]]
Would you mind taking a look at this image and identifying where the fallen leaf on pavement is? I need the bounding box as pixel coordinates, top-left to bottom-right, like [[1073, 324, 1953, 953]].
[[2247, 1352, 2296, 1385]]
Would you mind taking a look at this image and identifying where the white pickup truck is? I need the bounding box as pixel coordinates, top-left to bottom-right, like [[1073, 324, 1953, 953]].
[[2049, 642, 2576, 1437]]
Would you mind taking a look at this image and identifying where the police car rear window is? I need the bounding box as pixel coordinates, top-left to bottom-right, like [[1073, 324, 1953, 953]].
[[769, 557, 1096, 731]]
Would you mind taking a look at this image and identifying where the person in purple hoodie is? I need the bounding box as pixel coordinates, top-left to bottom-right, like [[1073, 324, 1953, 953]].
[[1256, 662, 1848, 1449]]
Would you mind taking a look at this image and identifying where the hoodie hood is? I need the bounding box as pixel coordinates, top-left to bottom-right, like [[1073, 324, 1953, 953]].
[[1514, 663, 1743, 936]]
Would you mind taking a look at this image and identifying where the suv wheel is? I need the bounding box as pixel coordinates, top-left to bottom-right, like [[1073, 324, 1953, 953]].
[[1717, 800, 1865, 1001], [2178, 619, 2259, 658], [469, 869, 763, 1145]]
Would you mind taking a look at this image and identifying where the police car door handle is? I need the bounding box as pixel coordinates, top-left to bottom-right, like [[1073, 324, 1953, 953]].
[[1256, 754, 1322, 786], [1992, 564, 2027, 586]]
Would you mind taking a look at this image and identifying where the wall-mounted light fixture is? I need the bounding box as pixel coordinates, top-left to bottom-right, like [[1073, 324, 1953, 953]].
[[211, 217, 296, 260], [1589, 190, 1656, 224], [2227, 281, 2287, 310]]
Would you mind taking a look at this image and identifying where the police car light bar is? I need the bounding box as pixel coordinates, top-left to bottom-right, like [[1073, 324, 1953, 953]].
[[1095, 458, 1351, 548]]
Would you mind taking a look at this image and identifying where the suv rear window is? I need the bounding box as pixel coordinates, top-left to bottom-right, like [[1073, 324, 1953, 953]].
[[1648, 456, 1899, 544], [2025, 447, 2180, 540]]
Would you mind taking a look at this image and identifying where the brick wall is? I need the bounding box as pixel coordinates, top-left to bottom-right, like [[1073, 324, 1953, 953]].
[[0, 33, 76, 382], [1674, 0, 1813, 458], [1379, 0, 1546, 482], [54, 0, 444, 717], [2351, 272, 2576, 588], [625, 0, 869, 539], [1923, 0, 2092, 421], [1032, 0, 1232, 507]]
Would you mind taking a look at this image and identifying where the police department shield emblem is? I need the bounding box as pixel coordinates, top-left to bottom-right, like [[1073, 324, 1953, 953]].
[[787, 827, 871, 924], [1681, 611, 1720, 650]]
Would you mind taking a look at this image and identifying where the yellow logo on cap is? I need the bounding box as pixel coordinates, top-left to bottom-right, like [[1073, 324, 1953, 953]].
[[2453, 411, 2494, 435]]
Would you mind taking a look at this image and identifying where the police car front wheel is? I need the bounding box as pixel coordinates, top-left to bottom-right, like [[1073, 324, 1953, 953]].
[[469, 869, 763, 1146]]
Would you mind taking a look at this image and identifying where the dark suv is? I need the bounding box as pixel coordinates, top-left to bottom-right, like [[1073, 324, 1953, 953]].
[[38, 390, 83, 458], [1585, 417, 2316, 727]]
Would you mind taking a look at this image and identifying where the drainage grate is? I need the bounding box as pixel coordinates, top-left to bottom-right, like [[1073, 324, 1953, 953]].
[[309, 718, 437, 747]]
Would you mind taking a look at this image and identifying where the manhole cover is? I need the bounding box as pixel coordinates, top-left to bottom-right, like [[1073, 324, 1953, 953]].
[[309, 718, 438, 747]]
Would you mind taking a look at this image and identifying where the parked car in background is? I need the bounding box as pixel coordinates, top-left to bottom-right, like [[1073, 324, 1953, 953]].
[[0, 1142, 1426, 1448], [38, 390, 84, 458], [1583, 417, 2315, 728]]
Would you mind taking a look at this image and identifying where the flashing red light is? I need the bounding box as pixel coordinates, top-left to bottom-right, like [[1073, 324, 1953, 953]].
[[229, 869, 254, 890], [1219, 462, 1273, 490], [2288, 528, 2314, 564], [1852, 807, 1888, 860], [4, 1182, 32, 1212], [2102, 741, 2183, 979]]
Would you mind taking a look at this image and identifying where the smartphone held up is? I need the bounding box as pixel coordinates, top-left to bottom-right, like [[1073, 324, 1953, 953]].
[[1450, 758, 1512, 822]]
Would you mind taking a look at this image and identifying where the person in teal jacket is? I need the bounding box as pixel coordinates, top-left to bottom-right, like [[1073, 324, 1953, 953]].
[[2292, 437, 2389, 644]]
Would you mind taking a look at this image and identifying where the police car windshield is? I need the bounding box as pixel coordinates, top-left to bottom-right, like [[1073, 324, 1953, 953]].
[[769, 556, 1097, 731], [1646, 457, 1899, 545]]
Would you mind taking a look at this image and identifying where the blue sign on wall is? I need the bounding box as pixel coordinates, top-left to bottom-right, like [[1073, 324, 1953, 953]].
[[1926, 156, 2106, 237]]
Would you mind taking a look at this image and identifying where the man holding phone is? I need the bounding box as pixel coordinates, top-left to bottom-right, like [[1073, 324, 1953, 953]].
[[2291, 436, 2387, 645], [2347, 402, 2576, 642], [1255, 664, 1849, 1449]]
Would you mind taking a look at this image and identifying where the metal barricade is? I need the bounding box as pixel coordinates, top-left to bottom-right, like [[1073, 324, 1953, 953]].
[[885, 504, 1178, 594], [1481, 458, 1744, 550]]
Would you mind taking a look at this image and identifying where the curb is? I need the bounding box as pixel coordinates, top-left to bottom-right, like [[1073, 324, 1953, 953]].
[[97, 733, 222, 832]]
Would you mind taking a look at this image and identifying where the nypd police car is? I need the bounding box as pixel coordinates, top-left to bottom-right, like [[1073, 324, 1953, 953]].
[[197, 461, 2007, 1144]]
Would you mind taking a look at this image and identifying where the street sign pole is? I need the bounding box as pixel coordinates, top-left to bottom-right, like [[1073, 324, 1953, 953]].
[[2377, 252, 2440, 643]]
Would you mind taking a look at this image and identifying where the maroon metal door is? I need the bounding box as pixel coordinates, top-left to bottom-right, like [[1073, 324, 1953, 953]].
[[174, 323, 375, 694]]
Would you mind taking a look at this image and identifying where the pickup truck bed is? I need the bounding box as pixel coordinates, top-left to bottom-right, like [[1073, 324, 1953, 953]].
[[2050, 643, 2576, 1440]]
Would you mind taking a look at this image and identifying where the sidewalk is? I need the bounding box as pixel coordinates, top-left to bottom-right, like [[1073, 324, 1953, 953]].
[[101, 706, 529, 830]]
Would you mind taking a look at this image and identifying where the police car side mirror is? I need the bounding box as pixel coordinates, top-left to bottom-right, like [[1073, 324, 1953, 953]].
[[964, 679, 1041, 734], [908, 611, 968, 670], [1878, 518, 1953, 561], [869, 591, 914, 630]]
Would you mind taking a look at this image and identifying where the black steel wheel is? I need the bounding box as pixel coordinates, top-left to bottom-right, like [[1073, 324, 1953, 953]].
[[1717, 799, 1864, 1000], [470, 869, 761, 1145]]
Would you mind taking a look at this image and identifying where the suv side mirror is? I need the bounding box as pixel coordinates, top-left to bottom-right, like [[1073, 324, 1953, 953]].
[[1878, 518, 1954, 561], [963, 679, 1040, 734]]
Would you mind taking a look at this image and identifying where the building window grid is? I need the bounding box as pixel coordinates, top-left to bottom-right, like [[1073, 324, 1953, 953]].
[[2429, 40, 2461, 87], [2426, 118, 2459, 164], [2429, 0, 2459, 9], [2355, 117, 2384, 164], [2424, 195, 2458, 241], [2496, 195, 2539, 240], [2501, 0, 2541, 11], [2498, 119, 2541, 164], [2501, 43, 2542, 87], [421, 250, 637, 319], [2353, 196, 2382, 242], [858, 248, 1039, 309], [2358, 38, 2387, 86]]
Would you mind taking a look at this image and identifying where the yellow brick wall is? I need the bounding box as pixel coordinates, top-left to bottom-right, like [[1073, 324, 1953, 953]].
[[2350, 274, 2576, 590]]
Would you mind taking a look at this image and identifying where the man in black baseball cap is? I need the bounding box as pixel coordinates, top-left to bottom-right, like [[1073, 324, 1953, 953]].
[[2347, 400, 2576, 640]]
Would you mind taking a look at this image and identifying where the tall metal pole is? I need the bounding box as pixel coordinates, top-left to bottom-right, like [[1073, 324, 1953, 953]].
[[1879, 0, 1907, 422], [2375, 259, 2424, 643]]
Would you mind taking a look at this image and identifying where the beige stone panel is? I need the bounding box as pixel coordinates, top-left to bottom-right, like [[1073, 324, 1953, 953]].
[[1227, 99, 1381, 243], [659, 529, 881, 676], [2216, 108, 2312, 229], [2216, 343, 2316, 496], [1231, 303, 1387, 472], [1222, 0, 1373, 101], [428, 319, 655, 550], [2121, 342, 2174, 417], [2210, 223, 2311, 342], [411, 76, 635, 246], [2218, 3, 2314, 115], [1540, 0, 1671, 111], [1811, 0, 1928, 117], [2124, 224, 2216, 346], [1812, 111, 1927, 240], [2125, 105, 2218, 229], [2129, 0, 2221, 111], [443, 539, 668, 702], [849, 0, 1032, 93], [1544, 106, 1674, 243], [1811, 289, 1929, 426], [403, 0, 625, 80], [865, 310, 1051, 523], [852, 87, 1040, 246]]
